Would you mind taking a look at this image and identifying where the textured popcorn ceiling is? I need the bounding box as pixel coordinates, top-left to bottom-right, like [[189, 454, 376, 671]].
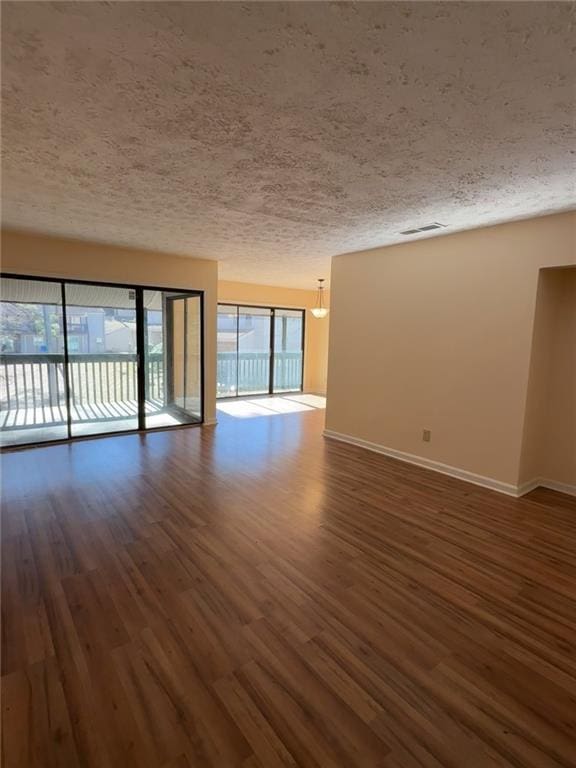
[[2, 2, 575, 288]]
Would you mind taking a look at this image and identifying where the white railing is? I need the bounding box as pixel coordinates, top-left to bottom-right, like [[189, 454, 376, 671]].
[[0, 353, 164, 424], [217, 351, 302, 397]]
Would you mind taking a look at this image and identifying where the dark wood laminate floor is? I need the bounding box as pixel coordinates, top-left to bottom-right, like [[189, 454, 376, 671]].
[[2, 407, 576, 768]]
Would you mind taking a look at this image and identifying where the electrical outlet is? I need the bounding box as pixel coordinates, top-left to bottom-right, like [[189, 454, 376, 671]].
[[422, 429, 431, 443]]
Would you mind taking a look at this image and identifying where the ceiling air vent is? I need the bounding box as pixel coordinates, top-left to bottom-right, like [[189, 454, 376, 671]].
[[400, 222, 446, 236]]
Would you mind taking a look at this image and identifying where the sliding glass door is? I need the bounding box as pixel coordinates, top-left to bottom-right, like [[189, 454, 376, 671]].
[[143, 291, 202, 429], [217, 303, 305, 398], [217, 305, 238, 398], [65, 283, 139, 437], [238, 306, 272, 396], [0, 277, 68, 446], [273, 309, 304, 393], [0, 275, 203, 447]]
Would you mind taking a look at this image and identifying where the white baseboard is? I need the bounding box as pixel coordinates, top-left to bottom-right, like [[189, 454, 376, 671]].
[[516, 479, 541, 497], [537, 479, 576, 497], [204, 417, 218, 426], [323, 429, 520, 496], [323, 430, 575, 500]]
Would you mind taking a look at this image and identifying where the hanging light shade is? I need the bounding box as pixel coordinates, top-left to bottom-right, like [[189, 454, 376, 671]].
[[311, 278, 329, 319]]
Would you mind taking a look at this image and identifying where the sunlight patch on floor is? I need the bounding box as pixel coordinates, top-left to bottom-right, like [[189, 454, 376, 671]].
[[217, 394, 326, 419], [283, 394, 326, 409]]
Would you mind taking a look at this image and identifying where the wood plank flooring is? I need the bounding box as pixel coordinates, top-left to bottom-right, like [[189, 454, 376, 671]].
[[2, 407, 576, 767]]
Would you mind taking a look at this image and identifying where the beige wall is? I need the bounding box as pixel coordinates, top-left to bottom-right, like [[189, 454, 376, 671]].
[[218, 281, 330, 394], [326, 212, 575, 489], [1, 229, 218, 422], [520, 268, 576, 487]]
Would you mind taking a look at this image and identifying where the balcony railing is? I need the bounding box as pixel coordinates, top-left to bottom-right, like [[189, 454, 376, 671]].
[[217, 351, 302, 397], [0, 350, 303, 431], [0, 353, 164, 429]]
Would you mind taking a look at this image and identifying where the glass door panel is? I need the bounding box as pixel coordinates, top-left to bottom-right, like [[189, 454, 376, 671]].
[[143, 290, 202, 428], [238, 306, 271, 395], [217, 305, 238, 398], [216, 304, 305, 399], [0, 277, 68, 446], [65, 283, 138, 437], [273, 309, 304, 393], [1, 277, 204, 444]]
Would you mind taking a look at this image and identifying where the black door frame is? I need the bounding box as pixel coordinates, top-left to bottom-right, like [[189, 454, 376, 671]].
[[163, 292, 204, 420], [0, 273, 205, 449], [217, 302, 306, 399]]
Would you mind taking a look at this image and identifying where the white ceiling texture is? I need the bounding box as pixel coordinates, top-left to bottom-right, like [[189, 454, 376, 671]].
[[2, 2, 574, 288]]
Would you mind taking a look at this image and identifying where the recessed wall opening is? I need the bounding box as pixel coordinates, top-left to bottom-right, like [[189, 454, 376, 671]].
[[519, 266, 576, 488]]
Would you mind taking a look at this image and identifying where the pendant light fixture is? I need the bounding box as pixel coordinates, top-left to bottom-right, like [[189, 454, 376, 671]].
[[311, 278, 329, 319]]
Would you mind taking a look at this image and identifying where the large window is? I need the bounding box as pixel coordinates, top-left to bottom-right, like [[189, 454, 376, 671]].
[[0, 275, 203, 447], [217, 303, 304, 398]]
